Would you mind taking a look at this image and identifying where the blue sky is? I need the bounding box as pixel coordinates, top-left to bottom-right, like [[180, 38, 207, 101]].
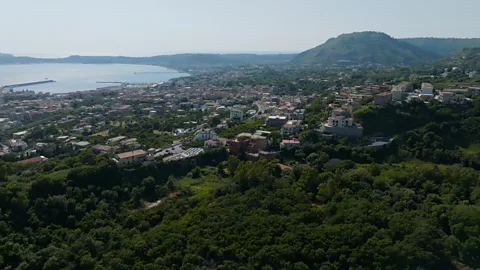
[[2, 0, 479, 56]]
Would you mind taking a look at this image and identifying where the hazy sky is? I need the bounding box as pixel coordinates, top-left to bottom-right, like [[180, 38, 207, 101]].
[[2, 0, 480, 57]]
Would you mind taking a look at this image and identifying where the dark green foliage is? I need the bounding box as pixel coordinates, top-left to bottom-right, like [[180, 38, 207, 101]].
[[354, 100, 462, 136], [2, 150, 480, 269]]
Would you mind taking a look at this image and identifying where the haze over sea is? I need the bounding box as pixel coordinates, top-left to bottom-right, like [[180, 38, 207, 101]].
[[0, 64, 189, 93]]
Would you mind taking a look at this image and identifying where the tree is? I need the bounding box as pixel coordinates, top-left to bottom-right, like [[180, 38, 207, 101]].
[[191, 167, 201, 179], [166, 176, 175, 191], [0, 163, 8, 183], [208, 116, 222, 128], [306, 152, 329, 170], [142, 176, 156, 200], [217, 163, 226, 177], [227, 156, 240, 176]]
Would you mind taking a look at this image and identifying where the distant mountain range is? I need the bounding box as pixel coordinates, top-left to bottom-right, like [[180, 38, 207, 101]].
[[400, 38, 480, 56], [2, 32, 480, 68], [0, 53, 296, 71]]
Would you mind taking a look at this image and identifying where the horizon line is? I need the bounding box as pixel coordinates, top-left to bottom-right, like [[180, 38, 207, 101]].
[[7, 51, 301, 59]]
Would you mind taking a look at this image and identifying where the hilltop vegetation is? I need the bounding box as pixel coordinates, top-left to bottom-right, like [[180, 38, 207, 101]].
[[292, 32, 440, 65], [401, 37, 480, 56], [433, 47, 480, 71], [2, 150, 480, 269]]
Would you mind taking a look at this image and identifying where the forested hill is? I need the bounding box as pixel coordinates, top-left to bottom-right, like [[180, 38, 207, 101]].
[[401, 37, 480, 56], [292, 31, 440, 65], [433, 47, 480, 71], [0, 53, 296, 70]]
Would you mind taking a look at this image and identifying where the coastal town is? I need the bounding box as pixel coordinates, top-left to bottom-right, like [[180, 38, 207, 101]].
[[2, 1, 480, 267], [2, 65, 479, 168]]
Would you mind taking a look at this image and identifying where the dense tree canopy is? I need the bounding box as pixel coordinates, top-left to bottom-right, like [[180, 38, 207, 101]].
[[0, 144, 480, 269]]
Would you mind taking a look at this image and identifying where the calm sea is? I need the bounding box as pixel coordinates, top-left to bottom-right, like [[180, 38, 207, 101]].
[[0, 64, 189, 93]]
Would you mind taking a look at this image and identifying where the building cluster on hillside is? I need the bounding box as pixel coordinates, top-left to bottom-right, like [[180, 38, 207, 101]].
[[9, 63, 479, 167], [333, 80, 479, 109], [370, 81, 480, 105], [334, 84, 392, 104], [316, 80, 480, 141]]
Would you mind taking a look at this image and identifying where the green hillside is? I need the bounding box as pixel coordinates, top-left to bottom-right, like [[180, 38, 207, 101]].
[[401, 38, 480, 56], [292, 31, 440, 65], [432, 48, 480, 71]]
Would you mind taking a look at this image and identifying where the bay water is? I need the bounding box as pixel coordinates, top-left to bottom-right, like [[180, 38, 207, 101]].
[[0, 63, 189, 93]]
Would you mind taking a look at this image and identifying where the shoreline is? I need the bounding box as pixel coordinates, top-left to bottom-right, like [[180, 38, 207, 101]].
[[0, 63, 190, 94]]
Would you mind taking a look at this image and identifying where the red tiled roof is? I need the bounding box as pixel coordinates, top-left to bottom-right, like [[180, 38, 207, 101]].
[[93, 145, 112, 151], [282, 140, 300, 144], [116, 150, 147, 159], [17, 156, 42, 164], [279, 163, 292, 170]]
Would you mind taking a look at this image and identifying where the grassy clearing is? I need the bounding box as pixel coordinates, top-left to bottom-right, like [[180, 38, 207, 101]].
[[376, 160, 449, 181], [45, 169, 70, 180], [93, 130, 109, 137], [175, 170, 229, 199], [153, 130, 173, 135], [461, 143, 480, 154]]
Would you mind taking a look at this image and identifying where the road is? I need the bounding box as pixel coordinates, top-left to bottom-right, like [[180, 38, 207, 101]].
[[249, 101, 265, 120], [0, 143, 9, 153]]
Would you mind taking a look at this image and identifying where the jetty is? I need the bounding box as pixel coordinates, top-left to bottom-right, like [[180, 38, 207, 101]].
[[2, 79, 55, 89], [96, 81, 125, 84]]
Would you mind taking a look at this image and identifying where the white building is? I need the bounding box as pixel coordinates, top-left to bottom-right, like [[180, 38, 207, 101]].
[[0, 118, 9, 132], [289, 109, 306, 120], [468, 71, 479, 78], [194, 129, 218, 141], [328, 116, 353, 128], [230, 108, 244, 121], [444, 89, 469, 95], [13, 130, 28, 140], [175, 129, 186, 135], [438, 92, 466, 105], [322, 109, 363, 138], [10, 140, 27, 152], [281, 120, 301, 135], [469, 87, 480, 97], [280, 139, 301, 150]]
